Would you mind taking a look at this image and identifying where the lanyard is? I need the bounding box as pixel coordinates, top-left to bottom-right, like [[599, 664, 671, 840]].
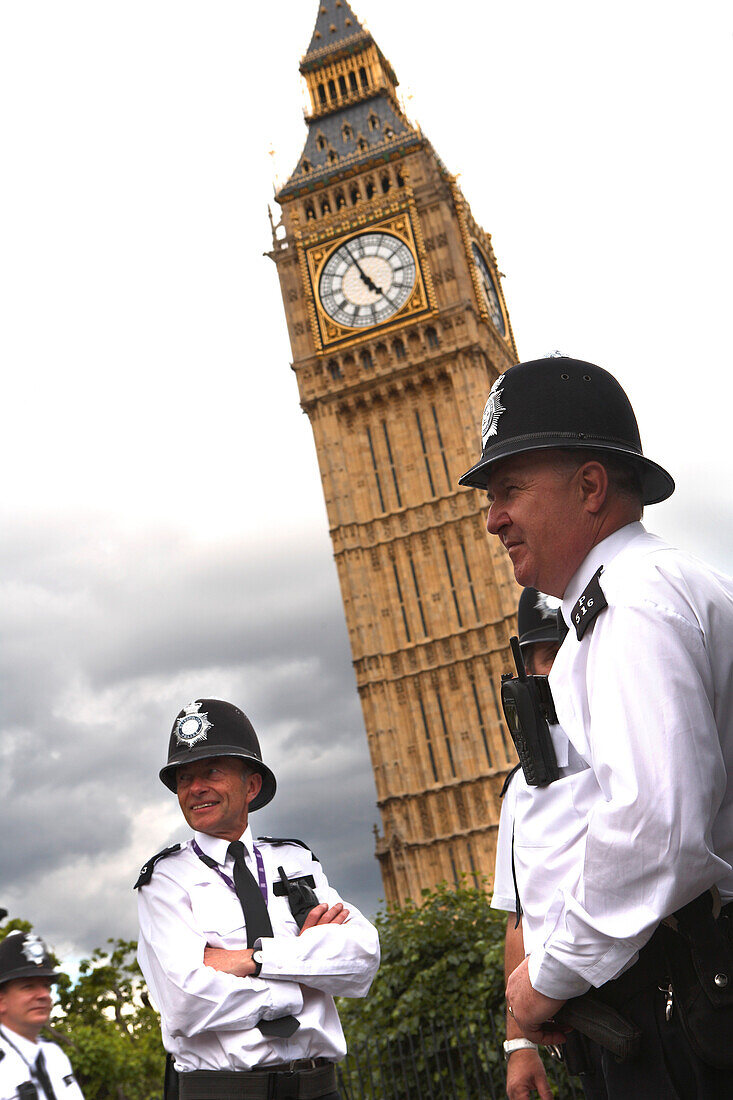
[[0, 1026, 41, 1082], [191, 839, 268, 904]]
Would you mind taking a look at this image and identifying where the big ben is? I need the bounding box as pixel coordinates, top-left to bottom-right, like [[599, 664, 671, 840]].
[[270, 0, 520, 907]]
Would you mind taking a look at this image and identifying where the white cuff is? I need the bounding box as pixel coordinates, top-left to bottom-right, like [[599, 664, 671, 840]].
[[528, 949, 591, 1000]]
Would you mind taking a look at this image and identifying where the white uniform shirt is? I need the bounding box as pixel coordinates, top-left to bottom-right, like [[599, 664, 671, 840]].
[[512, 522, 733, 1002], [0, 1026, 85, 1100], [137, 825, 380, 1072], [491, 769, 519, 915]]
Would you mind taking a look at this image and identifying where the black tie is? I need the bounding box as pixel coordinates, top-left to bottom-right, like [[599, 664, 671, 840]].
[[227, 841, 299, 1039], [34, 1050, 58, 1100]]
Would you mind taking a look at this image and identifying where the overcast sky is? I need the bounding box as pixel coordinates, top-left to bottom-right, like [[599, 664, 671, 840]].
[[0, 1, 731, 966]]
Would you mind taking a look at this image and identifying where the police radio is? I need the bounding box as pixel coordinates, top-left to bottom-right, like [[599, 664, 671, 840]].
[[500, 637, 560, 787]]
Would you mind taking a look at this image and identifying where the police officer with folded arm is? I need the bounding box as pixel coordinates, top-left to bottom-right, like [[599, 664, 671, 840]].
[[136, 699, 380, 1099], [493, 588, 564, 1100], [459, 356, 733, 1098], [0, 931, 84, 1100]]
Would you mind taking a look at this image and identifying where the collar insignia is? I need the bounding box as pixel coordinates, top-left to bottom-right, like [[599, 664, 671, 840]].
[[535, 592, 561, 620], [571, 567, 608, 640], [175, 701, 212, 749], [21, 935, 47, 966], [481, 374, 506, 448]]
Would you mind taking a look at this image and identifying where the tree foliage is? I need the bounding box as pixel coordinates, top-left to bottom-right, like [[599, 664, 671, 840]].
[[338, 876, 507, 1045]]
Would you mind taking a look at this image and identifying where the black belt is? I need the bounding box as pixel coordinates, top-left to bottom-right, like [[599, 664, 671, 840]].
[[178, 1059, 336, 1100]]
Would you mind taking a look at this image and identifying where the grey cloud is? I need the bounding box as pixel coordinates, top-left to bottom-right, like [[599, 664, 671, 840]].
[[0, 512, 382, 951]]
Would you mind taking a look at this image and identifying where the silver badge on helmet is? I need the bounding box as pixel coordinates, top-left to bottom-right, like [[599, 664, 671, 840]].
[[481, 374, 506, 448], [535, 592, 562, 620], [21, 934, 48, 967], [175, 701, 212, 749]]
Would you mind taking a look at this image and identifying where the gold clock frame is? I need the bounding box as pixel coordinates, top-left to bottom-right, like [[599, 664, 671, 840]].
[[301, 206, 435, 351]]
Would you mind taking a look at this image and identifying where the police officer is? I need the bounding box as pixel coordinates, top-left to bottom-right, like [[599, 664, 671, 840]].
[[460, 356, 733, 1098], [136, 699, 380, 1099], [493, 589, 564, 1100], [0, 931, 85, 1100]]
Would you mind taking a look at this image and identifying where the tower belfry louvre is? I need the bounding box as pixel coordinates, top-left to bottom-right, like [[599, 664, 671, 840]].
[[269, 0, 520, 906]]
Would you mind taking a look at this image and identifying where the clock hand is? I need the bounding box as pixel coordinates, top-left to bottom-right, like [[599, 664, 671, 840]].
[[346, 246, 385, 296]]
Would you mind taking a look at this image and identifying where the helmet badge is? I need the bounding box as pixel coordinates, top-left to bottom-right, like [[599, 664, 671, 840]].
[[21, 934, 47, 966], [175, 701, 212, 749], [481, 374, 506, 448], [535, 592, 562, 620]]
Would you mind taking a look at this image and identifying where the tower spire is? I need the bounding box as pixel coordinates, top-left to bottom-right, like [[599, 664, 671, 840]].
[[278, 0, 413, 198], [303, 0, 368, 63]]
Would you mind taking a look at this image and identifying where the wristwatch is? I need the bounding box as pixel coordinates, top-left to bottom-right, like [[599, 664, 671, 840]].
[[503, 1038, 538, 1060], [252, 949, 264, 977]]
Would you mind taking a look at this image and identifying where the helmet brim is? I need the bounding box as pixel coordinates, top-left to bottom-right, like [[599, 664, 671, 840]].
[[0, 965, 60, 987], [159, 746, 277, 811], [458, 437, 675, 506]]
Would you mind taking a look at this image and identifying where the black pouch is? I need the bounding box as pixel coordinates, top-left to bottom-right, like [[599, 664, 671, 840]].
[[556, 993, 642, 1062], [662, 894, 733, 1068]]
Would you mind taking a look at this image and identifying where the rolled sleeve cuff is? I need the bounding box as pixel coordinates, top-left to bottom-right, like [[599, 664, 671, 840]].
[[261, 976, 304, 1019], [490, 892, 517, 913], [528, 950, 592, 1000], [529, 937, 643, 998]]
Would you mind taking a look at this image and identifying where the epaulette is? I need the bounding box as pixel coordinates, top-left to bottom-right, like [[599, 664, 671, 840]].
[[134, 844, 182, 890], [571, 566, 608, 640], [500, 763, 521, 798], [257, 836, 320, 862]]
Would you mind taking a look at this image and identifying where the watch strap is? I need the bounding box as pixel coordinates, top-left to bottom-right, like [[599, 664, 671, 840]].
[[503, 1038, 538, 1060]]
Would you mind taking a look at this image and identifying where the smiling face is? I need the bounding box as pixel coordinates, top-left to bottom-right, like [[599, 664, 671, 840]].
[[485, 451, 595, 597], [176, 757, 263, 841], [0, 976, 53, 1041]]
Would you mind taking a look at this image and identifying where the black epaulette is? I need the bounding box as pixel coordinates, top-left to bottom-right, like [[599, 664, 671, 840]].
[[571, 566, 608, 640], [134, 844, 182, 890], [500, 763, 521, 798], [257, 836, 320, 863]]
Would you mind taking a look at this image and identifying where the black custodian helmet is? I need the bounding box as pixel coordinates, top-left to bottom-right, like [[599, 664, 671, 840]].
[[0, 931, 60, 988], [518, 587, 563, 650], [458, 356, 674, 505], [159, 699, 276, 811]]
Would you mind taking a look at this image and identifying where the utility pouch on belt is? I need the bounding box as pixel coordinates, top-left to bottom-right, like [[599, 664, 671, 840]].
[[500, 637, 559, 786], [555, 994, 641, 1062], [662, 890, 733, 1068], [275, 866, 319, 930]]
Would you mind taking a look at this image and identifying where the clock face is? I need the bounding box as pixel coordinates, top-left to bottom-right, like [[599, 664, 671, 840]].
[[471, 242, 506, 336], [319, 231, 417, 328]]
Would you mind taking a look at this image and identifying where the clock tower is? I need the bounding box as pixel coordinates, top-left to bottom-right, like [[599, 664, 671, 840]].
[[270, 0, 520, 906]]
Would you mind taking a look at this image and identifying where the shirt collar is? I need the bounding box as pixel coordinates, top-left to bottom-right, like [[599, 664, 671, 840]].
[[562, 521, 646, 626], [0, 1024, 41, 1058], [194, 823, 254, 866]]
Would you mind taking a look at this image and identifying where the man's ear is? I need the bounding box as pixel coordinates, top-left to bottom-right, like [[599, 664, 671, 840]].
[[245, 770, 263, 807], [577, 460, 609, 515]]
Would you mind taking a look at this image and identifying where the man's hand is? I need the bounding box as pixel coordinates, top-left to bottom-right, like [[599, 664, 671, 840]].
[[203, 946, 257, 977], [299, 902, 350, 934], [506, 957, 568, 1045], [506, 1048, 553, 1100]]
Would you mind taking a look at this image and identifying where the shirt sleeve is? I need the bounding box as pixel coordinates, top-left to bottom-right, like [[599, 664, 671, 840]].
[[256, 860, 380, 998], [137, 867, 304, 1038], [531, 601, 729, 998], [491, 781, 518, 913]]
